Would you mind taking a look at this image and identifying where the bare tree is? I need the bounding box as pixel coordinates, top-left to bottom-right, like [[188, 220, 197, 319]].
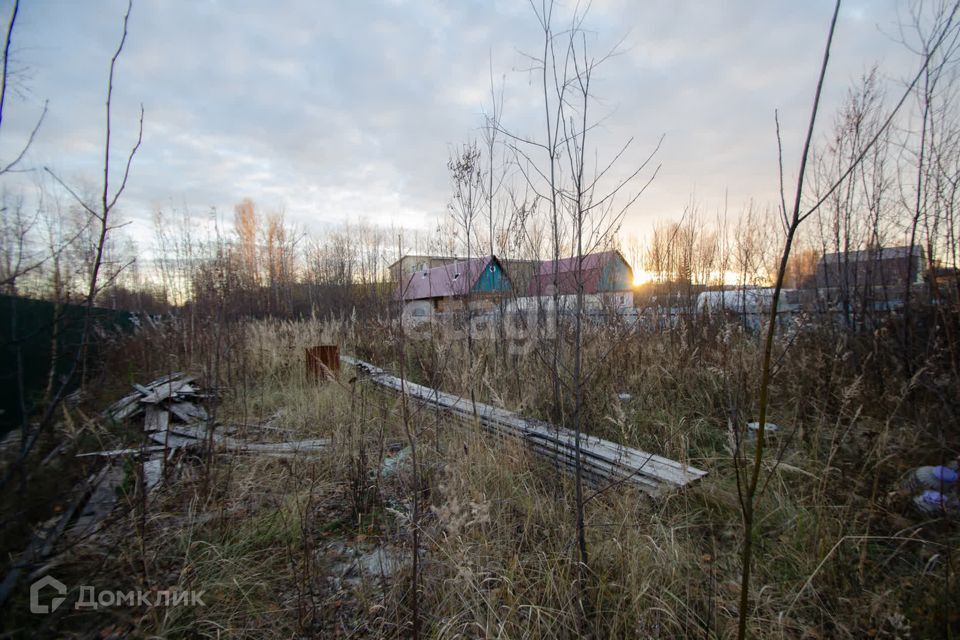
[[898, 0, 960, 366], [734, 1, 960, 637], [0, 190, 35, 294], [0, 0, 48, 291], [3, 0, 144, 484], [489, 3, 662, 630], [481, 60, 508, 260]]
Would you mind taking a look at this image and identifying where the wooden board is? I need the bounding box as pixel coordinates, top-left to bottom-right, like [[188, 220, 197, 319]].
[[343, 356, 707, 495], [139, 377, 195, 404], [169, 401, 208, 423], [143, 406, 170, 433]]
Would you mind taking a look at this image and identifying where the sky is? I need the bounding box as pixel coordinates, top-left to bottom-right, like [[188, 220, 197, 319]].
[[0, 0, 925, 254]]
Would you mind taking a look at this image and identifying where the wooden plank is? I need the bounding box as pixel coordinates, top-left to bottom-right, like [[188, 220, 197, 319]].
[[145, 425, 327, 456], [77, 446, 165, 457], [143, 406, 170, 433], [358, 368, 668, 485], [104, 373, 190, 420], [139, 377, 195, 404], [147, 431, 200, 449], [169, 401, 208, 423], [169, 424, 209, 439], [133, 383, 153, 396], [104, 391, 145, 421], [343, 355, 707, 493], [221, 438, 329, 454], [387, 368, 703, 484], [0, 465, 111, 609], [175, 383, 198, 396]]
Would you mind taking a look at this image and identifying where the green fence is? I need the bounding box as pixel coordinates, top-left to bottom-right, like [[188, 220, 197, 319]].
[[0, 295, 137, 435]]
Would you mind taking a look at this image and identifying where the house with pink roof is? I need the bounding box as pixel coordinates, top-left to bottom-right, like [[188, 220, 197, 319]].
[[525, 250, 634, 311], [396, 255, 512, 319]]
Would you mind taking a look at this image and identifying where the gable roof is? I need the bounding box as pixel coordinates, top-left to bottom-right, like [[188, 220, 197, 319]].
[[527, 250, 631, 296], [397, 255, 504, 301]]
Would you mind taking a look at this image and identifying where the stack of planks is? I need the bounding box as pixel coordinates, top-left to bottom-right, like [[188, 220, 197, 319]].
[[342, 356, 707, 495]]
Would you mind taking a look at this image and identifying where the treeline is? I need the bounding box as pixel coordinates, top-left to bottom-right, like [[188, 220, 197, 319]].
[[631, 56, 960, 316], [1, 193, 440, 320], [2, 3, 959, 329], [152, 199, 419, 320]]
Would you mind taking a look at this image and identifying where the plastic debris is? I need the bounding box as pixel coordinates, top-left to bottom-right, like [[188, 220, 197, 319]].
[[746, 422, 779, 439], [381, 446, 411, 478], [902, 465, 959, 493], [912, 490, 959, 515]]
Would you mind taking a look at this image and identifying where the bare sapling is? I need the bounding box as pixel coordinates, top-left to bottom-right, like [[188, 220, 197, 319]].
[[396, 235, 421, 639], [0, 0, 143, 491], [448, 142, 484, 422], [487, 2, 664, 629], [734, 1, 960, 637]]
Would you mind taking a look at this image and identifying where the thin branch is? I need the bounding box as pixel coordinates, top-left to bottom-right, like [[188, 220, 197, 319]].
[[0, 0, 18, 133], [800, 0, 960, 223], [106, 104, 144, 211], [775, 109, 790, 234], [103, 0, 133, 218], [42, 167, 101, 221]]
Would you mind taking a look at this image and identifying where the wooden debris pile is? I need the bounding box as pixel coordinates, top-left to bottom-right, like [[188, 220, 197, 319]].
[[104, 372, 209, 425], [100, 372, 327, 460], [0, 373, 330, 612], [343, 356, 707, 496]]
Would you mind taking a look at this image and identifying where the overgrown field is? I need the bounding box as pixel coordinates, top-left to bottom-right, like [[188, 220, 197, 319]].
[[3, 313, 958, 638]]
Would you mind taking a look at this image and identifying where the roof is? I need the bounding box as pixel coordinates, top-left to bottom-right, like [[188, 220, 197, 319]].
[[527, 250, 630, 296], [397, 255, 499, 301], [535, 251, 617, 275], [818, 245, 923, 265], [500, 259, 540, 293]]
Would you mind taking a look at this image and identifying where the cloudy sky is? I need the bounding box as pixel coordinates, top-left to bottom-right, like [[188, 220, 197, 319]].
[[0, 0, 923, 251]]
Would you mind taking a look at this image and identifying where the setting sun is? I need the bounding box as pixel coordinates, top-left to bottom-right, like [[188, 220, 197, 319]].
[[633, 268, 655, 286]]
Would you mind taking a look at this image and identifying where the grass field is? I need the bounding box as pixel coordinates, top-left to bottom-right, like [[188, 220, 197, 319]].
[[2, 313, 957, 638]]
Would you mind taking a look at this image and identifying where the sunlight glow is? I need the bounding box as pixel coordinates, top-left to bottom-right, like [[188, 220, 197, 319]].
[[633, 268, 655, 286]]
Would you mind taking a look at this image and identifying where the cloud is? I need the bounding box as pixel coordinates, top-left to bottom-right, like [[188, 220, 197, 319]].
[[0, 0, 921, 250]]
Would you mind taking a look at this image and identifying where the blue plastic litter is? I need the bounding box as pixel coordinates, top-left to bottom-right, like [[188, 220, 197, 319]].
[[920, 490, 946, 505], [932, 466, 958, 483]]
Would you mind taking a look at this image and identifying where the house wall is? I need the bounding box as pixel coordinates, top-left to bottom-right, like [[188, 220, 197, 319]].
[[402, 299, 435, 321], [814, 254, 924, 291], [516, 292, 633, 312], [472, 260, 511, 294], [500, 259, 538, 294], [435, 296, 499, 314], [607, 290, 635, 308], [601, 256, 634, 291]]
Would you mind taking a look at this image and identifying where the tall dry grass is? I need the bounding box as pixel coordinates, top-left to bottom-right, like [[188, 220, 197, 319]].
[[19, 312, 958, 638]]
